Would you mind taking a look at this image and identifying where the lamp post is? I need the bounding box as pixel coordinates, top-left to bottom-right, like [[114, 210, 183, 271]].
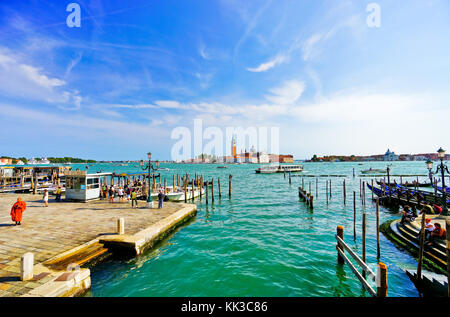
[[426, 159, 434, 184], [140, 152, 155, 207], [427, 148, 449, 216]]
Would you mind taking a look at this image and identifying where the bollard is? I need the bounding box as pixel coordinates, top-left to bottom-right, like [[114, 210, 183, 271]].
[[229, 174, 232, 198], [289, 173, 292, 185], [184, 181, 187, 203], [218, 178, 221, 198], [310, 195, 314, 208], [117, 218, 125, 235], [376, 262, 388, 297], [206, 180, 209, 204], [337, 226, 344, 264], [21, 252, 34, 281]]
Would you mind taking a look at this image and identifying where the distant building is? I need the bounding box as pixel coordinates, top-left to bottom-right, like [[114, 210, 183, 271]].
[[279, 154, 294, 163], [383, 149, 399, 161], [0, 158, 12, 165], [257, 152, 270, 163]]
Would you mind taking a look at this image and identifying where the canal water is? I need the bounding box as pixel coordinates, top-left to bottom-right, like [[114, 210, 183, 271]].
[[81, 161, 434, 297]]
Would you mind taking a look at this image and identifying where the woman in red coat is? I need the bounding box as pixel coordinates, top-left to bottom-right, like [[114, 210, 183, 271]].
[[11, 198, 26, 225]]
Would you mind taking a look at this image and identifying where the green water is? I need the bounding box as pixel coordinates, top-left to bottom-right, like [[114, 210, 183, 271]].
[[80, 161, 434, 297]]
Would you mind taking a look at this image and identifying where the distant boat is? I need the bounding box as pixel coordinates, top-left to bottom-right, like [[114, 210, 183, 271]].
[[217, 166, 228, 169], [361, 168, 385, 174], [157, 168, 169, 171], [255, 164, 303, 174]]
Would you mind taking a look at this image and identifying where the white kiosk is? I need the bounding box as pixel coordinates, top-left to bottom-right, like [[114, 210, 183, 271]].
[[65, 171, 112, 201]]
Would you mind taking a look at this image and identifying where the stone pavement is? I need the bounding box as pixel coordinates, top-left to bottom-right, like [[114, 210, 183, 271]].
[[0, 193, 186, 297]]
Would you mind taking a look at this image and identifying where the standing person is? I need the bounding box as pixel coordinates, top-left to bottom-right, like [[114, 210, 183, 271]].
[[126, 186, 131, 201], [55, 186, 62, 202], [109, 186, 114, 203], [102, 184, 107, 199], [43, 189, 49, 207], [131, 188, 138, 208], [11, 197, 26, 225], [118, 187, 124, 202], [158, 188, 165, 209]]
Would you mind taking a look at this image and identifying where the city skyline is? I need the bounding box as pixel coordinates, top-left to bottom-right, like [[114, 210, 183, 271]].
[[0, 1, 449, 160]]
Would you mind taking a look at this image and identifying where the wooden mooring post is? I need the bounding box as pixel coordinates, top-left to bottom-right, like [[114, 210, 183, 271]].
[[417, 214, 426, 285], [335, 226, 388, 297], [329, 179, 332, 198], [206, 180, 209, 204], [326, 180, 329, 205], [184, 178, 187, 203], [353, 191, 356, 240], [446, 218, 450, 297], [218, 178, 221, 198], [229, 174, 232, 198], [362, 212, 366, 279], [376, 199, 380, 259], [343, 179, 346, 205], [211, 178, 214, 202]]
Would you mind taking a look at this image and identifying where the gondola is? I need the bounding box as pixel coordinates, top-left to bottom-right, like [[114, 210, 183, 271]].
[[376, 181, 432, 188]]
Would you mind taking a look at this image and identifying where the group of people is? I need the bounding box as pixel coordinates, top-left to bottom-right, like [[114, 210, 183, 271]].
[[400, 204, 446, 245], [100, 183, 166, 209]]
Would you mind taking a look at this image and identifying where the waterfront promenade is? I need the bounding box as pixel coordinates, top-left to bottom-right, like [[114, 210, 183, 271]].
[[0, 193, 196, 297]]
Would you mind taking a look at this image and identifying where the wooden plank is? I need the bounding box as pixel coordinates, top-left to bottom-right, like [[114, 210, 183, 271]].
[[336, 235, 376, 281], [337, 248, 376, 297]]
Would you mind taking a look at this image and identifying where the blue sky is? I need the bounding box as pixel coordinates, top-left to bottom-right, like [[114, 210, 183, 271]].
[[0, 0, 449, 160]]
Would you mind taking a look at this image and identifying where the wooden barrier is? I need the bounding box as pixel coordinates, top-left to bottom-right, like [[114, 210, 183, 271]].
[[336, 226, 387, 297], [298, 187, 314, 209]]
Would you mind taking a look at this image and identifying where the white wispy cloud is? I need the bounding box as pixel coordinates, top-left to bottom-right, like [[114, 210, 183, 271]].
[[0, 50, 82, 110], [265, 80, 305, 104], [246, 54, 287, 72]]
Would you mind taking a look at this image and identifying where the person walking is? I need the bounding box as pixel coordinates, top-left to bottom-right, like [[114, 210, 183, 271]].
[[11, 197, 26, 225], [43, 189, 49, 207], [109, 186, 114, 203], [131, 188, 138, 208], [158, 188, 165, 209]]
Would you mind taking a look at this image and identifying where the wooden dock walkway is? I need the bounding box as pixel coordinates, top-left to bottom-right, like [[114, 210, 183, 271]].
[[0, 193, 196, 297]]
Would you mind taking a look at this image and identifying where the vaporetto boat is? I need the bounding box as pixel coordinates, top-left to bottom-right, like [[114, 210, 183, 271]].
[[255, 164, 303, 174]]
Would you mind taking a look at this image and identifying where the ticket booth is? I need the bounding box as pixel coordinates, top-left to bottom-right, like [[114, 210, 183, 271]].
[[65, 171, 112, 201]]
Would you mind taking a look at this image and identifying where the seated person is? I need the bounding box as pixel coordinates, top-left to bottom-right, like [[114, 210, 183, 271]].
[[426, 223, 446, 245], [432, 204, 443, 214], [419, 204, 435, 215], [400, 205, 415, 224], [424, 218, 435, 240]]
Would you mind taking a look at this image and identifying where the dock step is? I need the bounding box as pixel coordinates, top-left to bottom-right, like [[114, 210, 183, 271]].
[[44, 242, 109, 271]]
